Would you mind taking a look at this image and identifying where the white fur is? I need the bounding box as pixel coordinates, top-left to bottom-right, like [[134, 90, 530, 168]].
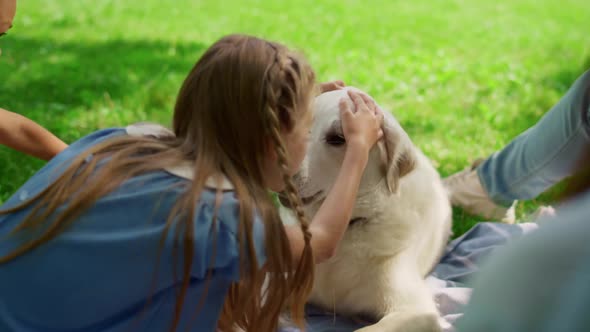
[[280, 88, 452, 332]]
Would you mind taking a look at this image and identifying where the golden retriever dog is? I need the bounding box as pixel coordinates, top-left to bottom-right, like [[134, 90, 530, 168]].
[[280, 88, 452, 332]]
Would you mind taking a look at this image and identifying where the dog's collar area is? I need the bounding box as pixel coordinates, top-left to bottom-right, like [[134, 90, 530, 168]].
[[279, 190, 324, 208], [349, 217, 368, 226], [301, 190, 324, 205]]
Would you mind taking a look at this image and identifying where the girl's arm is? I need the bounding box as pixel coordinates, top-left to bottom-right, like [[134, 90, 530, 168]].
[[0, 108, 68, 161], [0, 0, 16, 34], [285, 91, 384, 264]]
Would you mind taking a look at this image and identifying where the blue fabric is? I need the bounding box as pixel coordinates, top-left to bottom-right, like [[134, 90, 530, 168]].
[[477, 69, 590, 205], [457, 190, 590, 332], [0, 128, 266, 332]]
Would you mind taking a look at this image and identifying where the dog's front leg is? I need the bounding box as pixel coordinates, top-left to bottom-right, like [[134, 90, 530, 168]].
[[354, 255, 442, 332]]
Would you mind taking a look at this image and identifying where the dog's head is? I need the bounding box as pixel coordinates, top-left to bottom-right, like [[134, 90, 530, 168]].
[[287, 88, 416, 215]]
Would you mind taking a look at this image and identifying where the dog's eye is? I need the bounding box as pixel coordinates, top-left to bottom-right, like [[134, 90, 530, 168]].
[[325, 134, 346, 146]]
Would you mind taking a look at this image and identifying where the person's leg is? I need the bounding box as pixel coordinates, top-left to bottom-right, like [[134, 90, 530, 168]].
[[480, 69, 590, 203], [445, 69, 590, 220]]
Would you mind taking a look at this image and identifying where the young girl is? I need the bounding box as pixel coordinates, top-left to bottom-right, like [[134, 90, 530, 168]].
[[0, 34, 383, 332]]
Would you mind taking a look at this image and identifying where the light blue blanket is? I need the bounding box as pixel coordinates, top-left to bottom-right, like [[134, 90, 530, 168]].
[[280, 222, 538, 332]]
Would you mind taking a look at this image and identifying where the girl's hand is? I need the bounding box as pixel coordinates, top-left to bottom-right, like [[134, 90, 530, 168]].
[[319, 80, 345, 94], [339, 90, 384, 153]]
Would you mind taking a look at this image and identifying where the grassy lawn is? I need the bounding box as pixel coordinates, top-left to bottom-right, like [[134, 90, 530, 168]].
[[1, 0, 589, 236]]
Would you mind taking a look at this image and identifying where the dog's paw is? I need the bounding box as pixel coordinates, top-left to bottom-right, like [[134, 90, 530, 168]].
[[354, 312, 441, 332]]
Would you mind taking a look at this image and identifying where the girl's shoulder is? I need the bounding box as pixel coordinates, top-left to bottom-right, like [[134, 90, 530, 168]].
[[52, 127, 128, 163], [60, 122, 172, 159]]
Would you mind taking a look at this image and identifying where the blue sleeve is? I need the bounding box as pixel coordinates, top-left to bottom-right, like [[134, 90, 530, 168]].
[[190, 191, 267, 282]]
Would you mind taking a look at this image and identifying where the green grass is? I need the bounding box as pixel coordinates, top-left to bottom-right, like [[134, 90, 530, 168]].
[[1, 0, 589, 236]]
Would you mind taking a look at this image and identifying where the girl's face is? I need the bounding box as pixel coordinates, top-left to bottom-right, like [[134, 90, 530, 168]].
[[264, 100, 313, 192]]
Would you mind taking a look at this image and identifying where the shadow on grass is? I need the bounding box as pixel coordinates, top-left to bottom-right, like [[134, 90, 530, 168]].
[[0, 36, 206, 202], [543, 55, 590, 95], [0, 36, 206, 111]]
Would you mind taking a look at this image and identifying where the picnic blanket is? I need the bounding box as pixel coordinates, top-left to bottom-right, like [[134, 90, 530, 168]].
[[279, 221, 539, 332]]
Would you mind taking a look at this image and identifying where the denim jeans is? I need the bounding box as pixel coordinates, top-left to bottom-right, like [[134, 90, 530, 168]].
[[477, 69, 590, 206]]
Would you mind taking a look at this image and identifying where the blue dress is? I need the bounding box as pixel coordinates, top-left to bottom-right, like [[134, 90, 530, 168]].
[[0, 127, 265, 332]]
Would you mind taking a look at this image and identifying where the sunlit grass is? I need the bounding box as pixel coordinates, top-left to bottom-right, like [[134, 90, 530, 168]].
[[1, 0, 589, 235]]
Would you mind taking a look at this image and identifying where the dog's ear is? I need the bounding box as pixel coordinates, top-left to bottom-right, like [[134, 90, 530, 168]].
[[379, 112, 417, 194]]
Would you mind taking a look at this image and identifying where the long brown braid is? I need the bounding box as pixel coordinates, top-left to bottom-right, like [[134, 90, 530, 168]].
[[261, 42, 315, 324]]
